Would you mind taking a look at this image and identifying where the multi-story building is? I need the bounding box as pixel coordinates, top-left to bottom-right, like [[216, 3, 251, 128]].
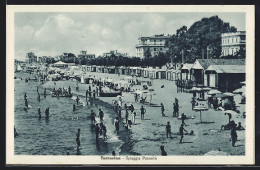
[[26, 52, 37, 64], [135, 34, 171, 58], [102, 50, 129, 58], [78, 50, 95, 60], [221, 31, 246, 56]]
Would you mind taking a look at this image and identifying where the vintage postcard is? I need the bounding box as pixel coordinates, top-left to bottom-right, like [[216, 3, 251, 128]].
[[6, 5, 255, 165]]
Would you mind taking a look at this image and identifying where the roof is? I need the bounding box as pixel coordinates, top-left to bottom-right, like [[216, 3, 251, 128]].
[[181, 64, 194, 70], [205, 65, 245, 74], [54, 61, 68, 65], [192, 59, 245, 70]]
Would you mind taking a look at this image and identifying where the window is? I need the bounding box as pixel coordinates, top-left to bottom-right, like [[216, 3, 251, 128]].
[[160, 48, 162, 51], [154, 48, 156, 51]]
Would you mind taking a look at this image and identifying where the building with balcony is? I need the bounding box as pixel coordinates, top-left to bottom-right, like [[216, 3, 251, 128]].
[[221, 31, 246, 56], [136, 34, 171, 58]]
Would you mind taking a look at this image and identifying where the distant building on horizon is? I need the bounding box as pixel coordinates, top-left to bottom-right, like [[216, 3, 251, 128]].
[[221, 31, 246, 56], [26, 52, 37, 64], [78, 50, 95, 60], [135, 34, 171, 59], [102, 50, 129, 58]]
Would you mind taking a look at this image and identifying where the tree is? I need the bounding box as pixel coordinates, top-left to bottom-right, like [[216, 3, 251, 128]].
[[166, 16, 238, 63]]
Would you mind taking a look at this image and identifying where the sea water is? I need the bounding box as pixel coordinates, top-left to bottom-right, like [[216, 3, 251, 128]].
[[14, 72, 124, 155]]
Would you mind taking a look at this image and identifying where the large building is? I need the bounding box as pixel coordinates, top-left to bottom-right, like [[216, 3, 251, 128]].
[[26, 52, 37, 64], [221, 31, 246, 56], [135, 34, 171, 58], [102, 50, 129, 58], [78, 51, 95, 60]]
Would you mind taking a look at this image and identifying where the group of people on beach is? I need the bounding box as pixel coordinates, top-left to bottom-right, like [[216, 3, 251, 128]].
[[52, 86, 71, 97]]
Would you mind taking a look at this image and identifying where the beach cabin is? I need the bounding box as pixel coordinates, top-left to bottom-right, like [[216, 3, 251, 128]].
[[90, 65, 96, 72], [191, 59, 245, 86], [148, 68, 156, 79], [156, 69, 167, 79], [108, 66, 116, 74], [129, 67, 138, 76], [181, 64, 193, 81], [86, 65, 91, 72], [126, 67, 132, 75], [118, 66, 125, 75], [143, 68, 149, 78], [205, 65, 245, 92], [166, 69, 173, 81]]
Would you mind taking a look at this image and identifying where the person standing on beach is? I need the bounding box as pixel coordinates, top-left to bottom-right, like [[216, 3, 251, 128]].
[[173, 103, 176, 117], [175, 99, 179, 117], [160, 146, 167, 156], [45, 107, 50, 119], [181, 113, 187, 126], [140, 106, 146, 120], [89, 90, 92, 99], [25, 99, 28, 108], [166, 121, 171, 138], [102, 124, 108, 140], [118, 106, 122, 120], [44, 88, 47, 98], [76, 96, 80, 105], [115, 117, 120, 134], [179, 124, 188, 144], [161, 103, 165, 117], [73, 104, 76, 112], [37, 87, 39, 93], [37, 92, 41, 102], [24, 92, 27, 100], [76, 128, 80, 150], [93, 90, 96, 99], [99, 109, 104, 122], [191, 97, 196, 110], [91, 110, 96, 125], [68, 86, 71, 94], [95, 124, 100, 141], [38, 108, 41, 119], [230, 128, 238, 147], [85, 90, 88, 100], [125, 110, 129, 124], [131, 111, 136, 124], [130, 104, 134, 113]]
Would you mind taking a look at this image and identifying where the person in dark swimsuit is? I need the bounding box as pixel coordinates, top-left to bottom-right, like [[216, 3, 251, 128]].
[[76, 128, 80, 150]]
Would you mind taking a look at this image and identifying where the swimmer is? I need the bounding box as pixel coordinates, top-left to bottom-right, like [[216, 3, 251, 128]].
[[76, 128, 80, 150]]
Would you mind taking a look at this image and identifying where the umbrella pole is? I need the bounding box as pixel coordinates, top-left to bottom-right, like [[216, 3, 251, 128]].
[[200, 111, 202, 123]]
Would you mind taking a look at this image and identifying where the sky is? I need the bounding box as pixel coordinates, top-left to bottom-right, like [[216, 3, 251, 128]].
[[14, 12, 245, 60]]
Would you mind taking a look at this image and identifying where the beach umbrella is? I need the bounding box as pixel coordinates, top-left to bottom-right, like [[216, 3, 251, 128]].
[[193, 105, 209, 123], [191, 87, 202, 91], [204, 150, 229, 156], [202, 87, 212, 91], [215, 93, 229, 98], [223, 92, 235, 96], [208, 89, 222, 95], [233, 86, 245, 94]]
